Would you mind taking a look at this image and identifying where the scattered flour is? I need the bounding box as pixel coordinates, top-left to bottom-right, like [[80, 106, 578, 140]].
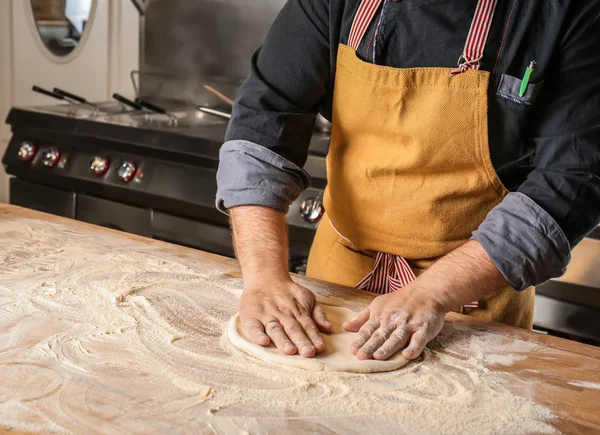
[[567, 381, 600, 390], [0, 218, 560, 434]]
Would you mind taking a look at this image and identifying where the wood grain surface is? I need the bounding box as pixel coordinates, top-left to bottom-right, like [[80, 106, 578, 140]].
[[1, 204, 599, 434]]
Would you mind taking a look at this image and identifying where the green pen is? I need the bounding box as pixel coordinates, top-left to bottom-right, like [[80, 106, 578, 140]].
[[519, 61, 536, 98]]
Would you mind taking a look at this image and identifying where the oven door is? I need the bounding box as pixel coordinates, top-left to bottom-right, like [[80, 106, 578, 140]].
[[76, 194, 152, 237], [9, 178, 76, 218], [151, 211, 234, 258]]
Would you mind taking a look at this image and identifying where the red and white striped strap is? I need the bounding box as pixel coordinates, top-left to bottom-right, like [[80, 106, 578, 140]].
[[347, 0, 497, 77], [356, 252, 480, 308], [450, 0, 498, 76], [357, 252, 416, 294], [347, 0, 383, 50]]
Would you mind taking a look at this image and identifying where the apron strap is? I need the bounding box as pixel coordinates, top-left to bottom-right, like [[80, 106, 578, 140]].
[[356, 253, 416, 295], [348, 0, 497, 76], [348, 0, 383, 50], [450, 0, 498, 76]]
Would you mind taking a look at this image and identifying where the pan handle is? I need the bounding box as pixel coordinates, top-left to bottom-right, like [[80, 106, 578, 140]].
[[135, 98, 168, 114], [203, 85, 234, 106], [198, 106, 231, 120], [32, 85, 65, 101], [54, 88, 88, 104], [112, 93, 143, 110]]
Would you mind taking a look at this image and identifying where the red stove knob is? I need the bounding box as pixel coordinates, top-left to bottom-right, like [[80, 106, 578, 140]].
[[41, 147, 61, 167], [117, 161, 137, 182], [18, 142, 37, 161], [90, 156, 110, 176]]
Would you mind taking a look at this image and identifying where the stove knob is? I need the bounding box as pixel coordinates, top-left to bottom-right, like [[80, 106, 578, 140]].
[[90, 156, 110, 176], [18, 142, 37, 161], [117, 161, 137, 183], [300, 197, 324, 223], [41, 147, 61, 167]]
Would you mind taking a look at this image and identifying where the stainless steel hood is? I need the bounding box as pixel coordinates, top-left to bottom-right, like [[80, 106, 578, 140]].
[[132, 0, 287, 103]]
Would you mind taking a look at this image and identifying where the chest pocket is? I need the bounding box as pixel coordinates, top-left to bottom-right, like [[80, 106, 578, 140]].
[[496, 73, 544, 106], [488, 73, 544, 183]]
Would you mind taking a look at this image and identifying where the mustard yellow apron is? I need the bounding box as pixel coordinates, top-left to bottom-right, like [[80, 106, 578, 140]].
[[307, 0, 534, 329]]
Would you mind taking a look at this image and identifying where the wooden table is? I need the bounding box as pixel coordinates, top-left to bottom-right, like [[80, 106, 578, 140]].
[[1, 204, 599, 434]]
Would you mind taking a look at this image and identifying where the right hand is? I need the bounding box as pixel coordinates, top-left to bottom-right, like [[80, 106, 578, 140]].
[[239, 278, 332, 358]]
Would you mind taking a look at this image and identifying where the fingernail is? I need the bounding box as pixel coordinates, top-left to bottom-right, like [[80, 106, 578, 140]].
[[315, 341, 324, 350]]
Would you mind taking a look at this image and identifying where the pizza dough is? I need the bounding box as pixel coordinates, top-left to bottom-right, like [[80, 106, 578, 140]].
[[227, 305, 409, 373]]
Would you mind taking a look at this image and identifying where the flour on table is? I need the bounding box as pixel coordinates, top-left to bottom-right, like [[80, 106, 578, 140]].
[[228, 306, 409, 373], [568, 380, 600, 390], [0, 218, 558, 434]]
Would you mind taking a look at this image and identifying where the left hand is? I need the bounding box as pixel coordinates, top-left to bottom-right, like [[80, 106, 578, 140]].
[[343, 287, 447, 361]]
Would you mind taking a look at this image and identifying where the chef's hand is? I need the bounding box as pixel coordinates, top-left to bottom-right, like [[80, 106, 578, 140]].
[[239, 278, 333, 358], [343, 287, 446, 361]]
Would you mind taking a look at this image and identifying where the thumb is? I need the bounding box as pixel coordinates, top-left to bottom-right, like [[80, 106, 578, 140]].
[[343, 307, 370, 332], [312, 304, 333, 333]]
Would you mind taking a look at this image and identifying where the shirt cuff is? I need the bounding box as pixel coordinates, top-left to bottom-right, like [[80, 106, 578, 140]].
[[472, 192, 571, 291], [216, 140, 310, 214]]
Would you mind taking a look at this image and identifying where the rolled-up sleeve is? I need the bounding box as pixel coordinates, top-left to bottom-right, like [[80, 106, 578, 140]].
[[472, 193, 571, 290], [216, 140, 309, 213], [474, 4, 600, 290], [216, 0, 330, 212]]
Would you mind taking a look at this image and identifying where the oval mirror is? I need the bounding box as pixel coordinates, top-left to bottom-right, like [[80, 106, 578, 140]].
[[30, 0, 95, 57]]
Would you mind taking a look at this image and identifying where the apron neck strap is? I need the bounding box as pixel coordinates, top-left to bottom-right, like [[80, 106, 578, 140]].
[[451, 0, 498, 75], [348, 0, 383, 50], [347, 0, 498, 76]]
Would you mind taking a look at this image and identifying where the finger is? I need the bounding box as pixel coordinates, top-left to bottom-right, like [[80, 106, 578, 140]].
[[373, 326, 411, 360], [265, 320, 297, 355], [280, 317, 316, 358], [242, 317, 270, 346], [298, 315, 325, 352], [312, 305, 333, 333], [356, 326, 393, 360], [343, 307, 370, 332], [350, 318, 379, 355], [402, 329, 428, 360]]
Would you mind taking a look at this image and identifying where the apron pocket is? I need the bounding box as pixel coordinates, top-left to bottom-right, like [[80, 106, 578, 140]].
[[496, 73, 544, 106]]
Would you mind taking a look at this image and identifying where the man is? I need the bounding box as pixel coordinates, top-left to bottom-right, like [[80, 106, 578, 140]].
[[216, 0, 600, 361]]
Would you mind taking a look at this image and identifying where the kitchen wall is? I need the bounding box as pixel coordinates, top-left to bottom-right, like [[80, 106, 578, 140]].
[[0, 0, 139, 203]]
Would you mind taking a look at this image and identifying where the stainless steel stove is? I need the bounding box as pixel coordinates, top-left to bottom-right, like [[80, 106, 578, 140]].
[[3, 95, 328, 272]]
